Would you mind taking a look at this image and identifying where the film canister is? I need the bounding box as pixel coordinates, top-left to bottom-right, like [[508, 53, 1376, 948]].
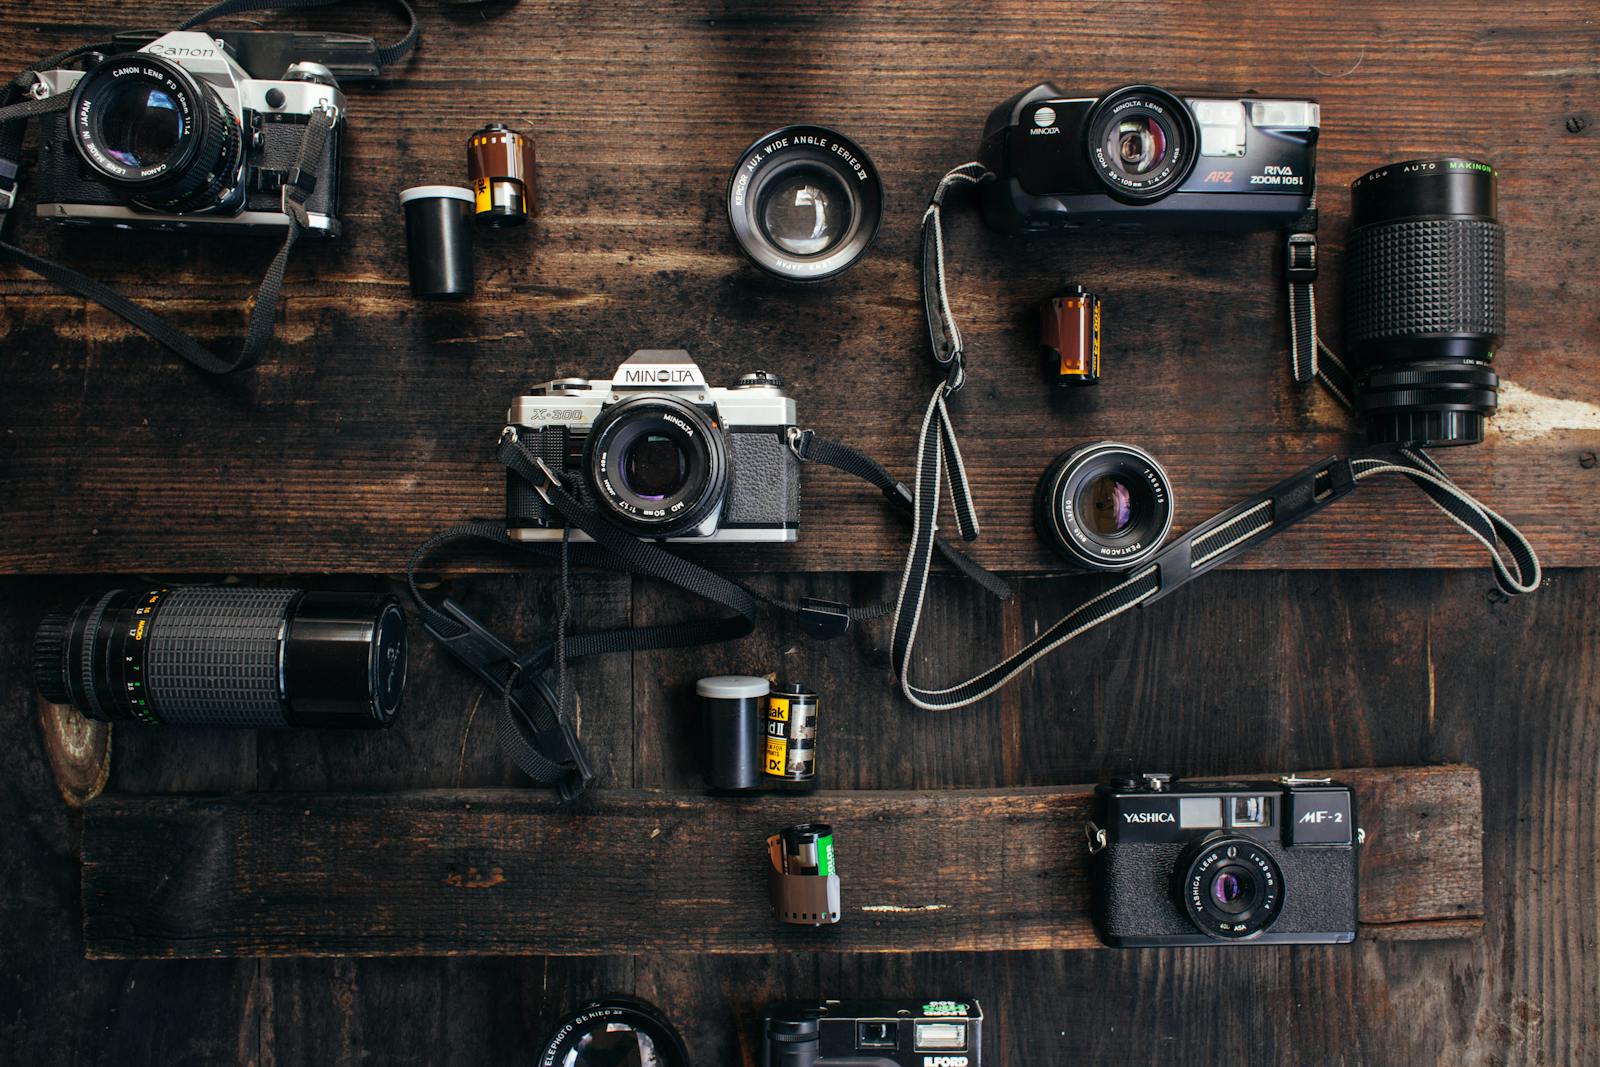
[[1041, 283, 1102, 386], [399, 185, 474, 300], [467, 123, 537, 226], [763, 680, 818, 782], [779, 823, 836, 877], [698, 675, 769, 791]]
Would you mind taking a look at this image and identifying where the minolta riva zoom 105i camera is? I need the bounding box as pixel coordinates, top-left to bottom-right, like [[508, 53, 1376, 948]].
[[1089, 773, 1359, 947], [33, 30, 345, 234], [979, 83, 1318, 233], [764, 999, 983, 1067], [507, 350, 800, 542]]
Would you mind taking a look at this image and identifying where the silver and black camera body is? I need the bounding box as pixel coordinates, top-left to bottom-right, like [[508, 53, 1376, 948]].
[[506, 350, 801, 542], [32, 30, 345, 235], [1089, 773, 1359, 947], [979, 82, 1319, 234], [764, 998, 983, 1067]]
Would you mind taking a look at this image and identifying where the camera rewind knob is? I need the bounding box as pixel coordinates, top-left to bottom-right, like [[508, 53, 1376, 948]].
[[736, 371, 784, 389]]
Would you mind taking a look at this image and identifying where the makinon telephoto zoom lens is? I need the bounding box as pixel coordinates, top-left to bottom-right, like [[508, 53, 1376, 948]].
[[31, 587, 408, 728], [726, 124, 884, 282], [536, 996, 689, 1067], [1346, 157, 1505, 446], [1035, 442, 1175, 571], [68, 52, 243, 213]]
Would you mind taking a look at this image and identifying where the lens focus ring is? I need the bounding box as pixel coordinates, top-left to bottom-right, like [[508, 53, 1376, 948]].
[[1347, 218, 1504, 349], [145, 587, 296, 727]]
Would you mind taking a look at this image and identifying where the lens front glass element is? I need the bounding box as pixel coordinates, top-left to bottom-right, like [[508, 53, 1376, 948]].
[[1080, 474, 1135, 536], [1209, 867, 1258, 914], [621, 432, 691, 501], [760, 167, 851, 256], [564, 1023, 661, 1067], [1107, 115, 1168, 177], [98, 77, 186, 168]]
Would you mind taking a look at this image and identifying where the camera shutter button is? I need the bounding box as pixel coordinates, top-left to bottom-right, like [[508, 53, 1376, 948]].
[[265, 88, 286, 109]]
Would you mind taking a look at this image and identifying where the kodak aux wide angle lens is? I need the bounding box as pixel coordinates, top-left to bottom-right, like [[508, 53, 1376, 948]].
[[1346, 157, 1504, 446], [1035, 442, 1174, 571], [726, 124, 884, 281], [536, 996, 689, 1067], [31, 587, 408, 728]]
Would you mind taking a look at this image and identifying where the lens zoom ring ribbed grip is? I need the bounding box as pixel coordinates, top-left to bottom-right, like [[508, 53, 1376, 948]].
[[1347, 218, 1504, 347], [146, 588, 295, 727]]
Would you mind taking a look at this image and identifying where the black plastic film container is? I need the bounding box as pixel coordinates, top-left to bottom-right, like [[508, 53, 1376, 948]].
[[400, 185, 474, 299], [699, 675, 768, 791]]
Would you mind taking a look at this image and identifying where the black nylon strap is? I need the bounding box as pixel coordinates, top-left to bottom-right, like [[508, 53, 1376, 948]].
[[178, 0, 420, 69], [1286, 231, 1319, 383]]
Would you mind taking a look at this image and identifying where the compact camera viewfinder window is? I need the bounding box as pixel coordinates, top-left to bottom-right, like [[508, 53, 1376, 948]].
[[1178, 796, 1224, 828], [1231, 796, 1273, 828]]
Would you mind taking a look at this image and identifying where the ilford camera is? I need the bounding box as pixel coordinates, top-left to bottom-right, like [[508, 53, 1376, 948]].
[[32, 30, 346, 234], [1089, 773, 1359, 946], [506, 350, 800, 542], [978, 83, 1318, 234], [764, 999, 982, 1066]]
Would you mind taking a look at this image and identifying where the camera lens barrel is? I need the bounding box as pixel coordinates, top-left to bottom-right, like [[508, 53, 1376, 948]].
[[584, 394, 729, 538], [726, 124, 884, 282], [536, 996, 689, 1067], [1083, 85, 1197, 203], [1035, 442, 1175, 571], [1175, 835, 1285, 940], [31, 587, 408, 728], [1346, 158, 1505, 446]]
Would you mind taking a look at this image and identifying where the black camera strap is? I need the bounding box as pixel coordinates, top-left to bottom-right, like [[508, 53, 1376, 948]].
[[0, 0, 417, 374]]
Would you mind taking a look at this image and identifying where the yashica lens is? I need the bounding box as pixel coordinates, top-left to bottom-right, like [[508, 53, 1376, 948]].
[[1084, 85, 1197, 203], [69, 52, 242, 212], [726, 124, 884, 282], [1346, 157, 1504, 446], [1176, 836, 1284, 940], [584, 394, 728, 537], [1035, 442, 1175, 571], [31, 587, 407, 728]]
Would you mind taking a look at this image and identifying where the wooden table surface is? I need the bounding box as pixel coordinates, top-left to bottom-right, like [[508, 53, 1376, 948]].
[[1, 2, 1597, 1066], [1, 1, 1598, 574]]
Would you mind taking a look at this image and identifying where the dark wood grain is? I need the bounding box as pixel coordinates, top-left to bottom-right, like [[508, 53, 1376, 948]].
[[0, 1, 1597, 576], [79, 765, 1480, 958]]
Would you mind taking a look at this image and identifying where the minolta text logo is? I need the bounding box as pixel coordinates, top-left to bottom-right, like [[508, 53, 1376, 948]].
[[1299, 810, 1343, 824], [1123, 812, 1175, 824], [623, 368, 696, 384], [924, 1057, 969, 1067]]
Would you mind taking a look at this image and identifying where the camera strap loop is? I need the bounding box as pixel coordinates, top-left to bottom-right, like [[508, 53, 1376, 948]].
[[920, 161, 993, 391]]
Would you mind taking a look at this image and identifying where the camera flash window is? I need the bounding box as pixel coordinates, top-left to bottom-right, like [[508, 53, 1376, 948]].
[[916, 1022, 968, 1051]]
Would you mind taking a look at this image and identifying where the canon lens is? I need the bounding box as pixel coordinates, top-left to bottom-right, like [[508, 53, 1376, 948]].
[[31, 587, 408, 728], [1346, 158, 1505, 446]]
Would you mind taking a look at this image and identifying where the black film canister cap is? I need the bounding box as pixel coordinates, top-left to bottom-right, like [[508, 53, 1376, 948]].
[[284, 593, 409, 727], [400, 185, 475, 299]]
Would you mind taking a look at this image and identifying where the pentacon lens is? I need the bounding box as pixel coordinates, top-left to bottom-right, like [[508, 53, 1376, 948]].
[[585, 394, 728, 537], [68, 52, 242, 212], [727, 124, 884, 282], [31, 587, 408, 728], [1346, 157, 1504, 446], [536, 997, 689, 1067], [1035, 442, 1175, 571], [1084, 85, 1196, 202]]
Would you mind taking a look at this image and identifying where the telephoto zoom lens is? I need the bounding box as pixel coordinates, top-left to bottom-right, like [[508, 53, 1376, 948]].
[[31, 587, 408, 728], [1346, 158, 1505, 446]]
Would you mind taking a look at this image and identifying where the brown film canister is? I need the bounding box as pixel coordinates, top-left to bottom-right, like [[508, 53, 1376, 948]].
[[467, 123, 537, 226], [1041, 284, 1102, 386]]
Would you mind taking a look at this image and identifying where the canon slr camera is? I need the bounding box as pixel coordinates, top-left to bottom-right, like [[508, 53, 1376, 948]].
[[506, 350, 800, 542], [31, 29, 348, 234], [1089, 773, 1360, 947], [979, 82, 1318, 233], [764, 998, 983, 1066]]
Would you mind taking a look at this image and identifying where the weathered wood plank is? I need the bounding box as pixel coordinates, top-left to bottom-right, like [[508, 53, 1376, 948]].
[[80, 765, 1480, 958], [0, 1, 1596, 575]]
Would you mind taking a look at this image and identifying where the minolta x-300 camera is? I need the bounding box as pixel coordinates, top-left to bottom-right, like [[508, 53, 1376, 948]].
[[764, 998, 983, 1066], [979, 83, 1319, 233], [1089, 773, 1359, 946], [32, 29, 351, 234], [506, 350, 800, 542]]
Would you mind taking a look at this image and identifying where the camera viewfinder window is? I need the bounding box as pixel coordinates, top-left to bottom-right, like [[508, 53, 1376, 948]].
[[1231, 796, 1273, 828]]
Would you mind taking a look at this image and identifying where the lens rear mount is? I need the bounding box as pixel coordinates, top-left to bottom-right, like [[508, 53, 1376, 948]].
[[727, 124, 884, 282], [1176, 835, 1284, 940], [1035, 442, 1175, 571], [69, 51, 242, 213], [586, 394, 728, 538], [1083, 85, 1197, 203]]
